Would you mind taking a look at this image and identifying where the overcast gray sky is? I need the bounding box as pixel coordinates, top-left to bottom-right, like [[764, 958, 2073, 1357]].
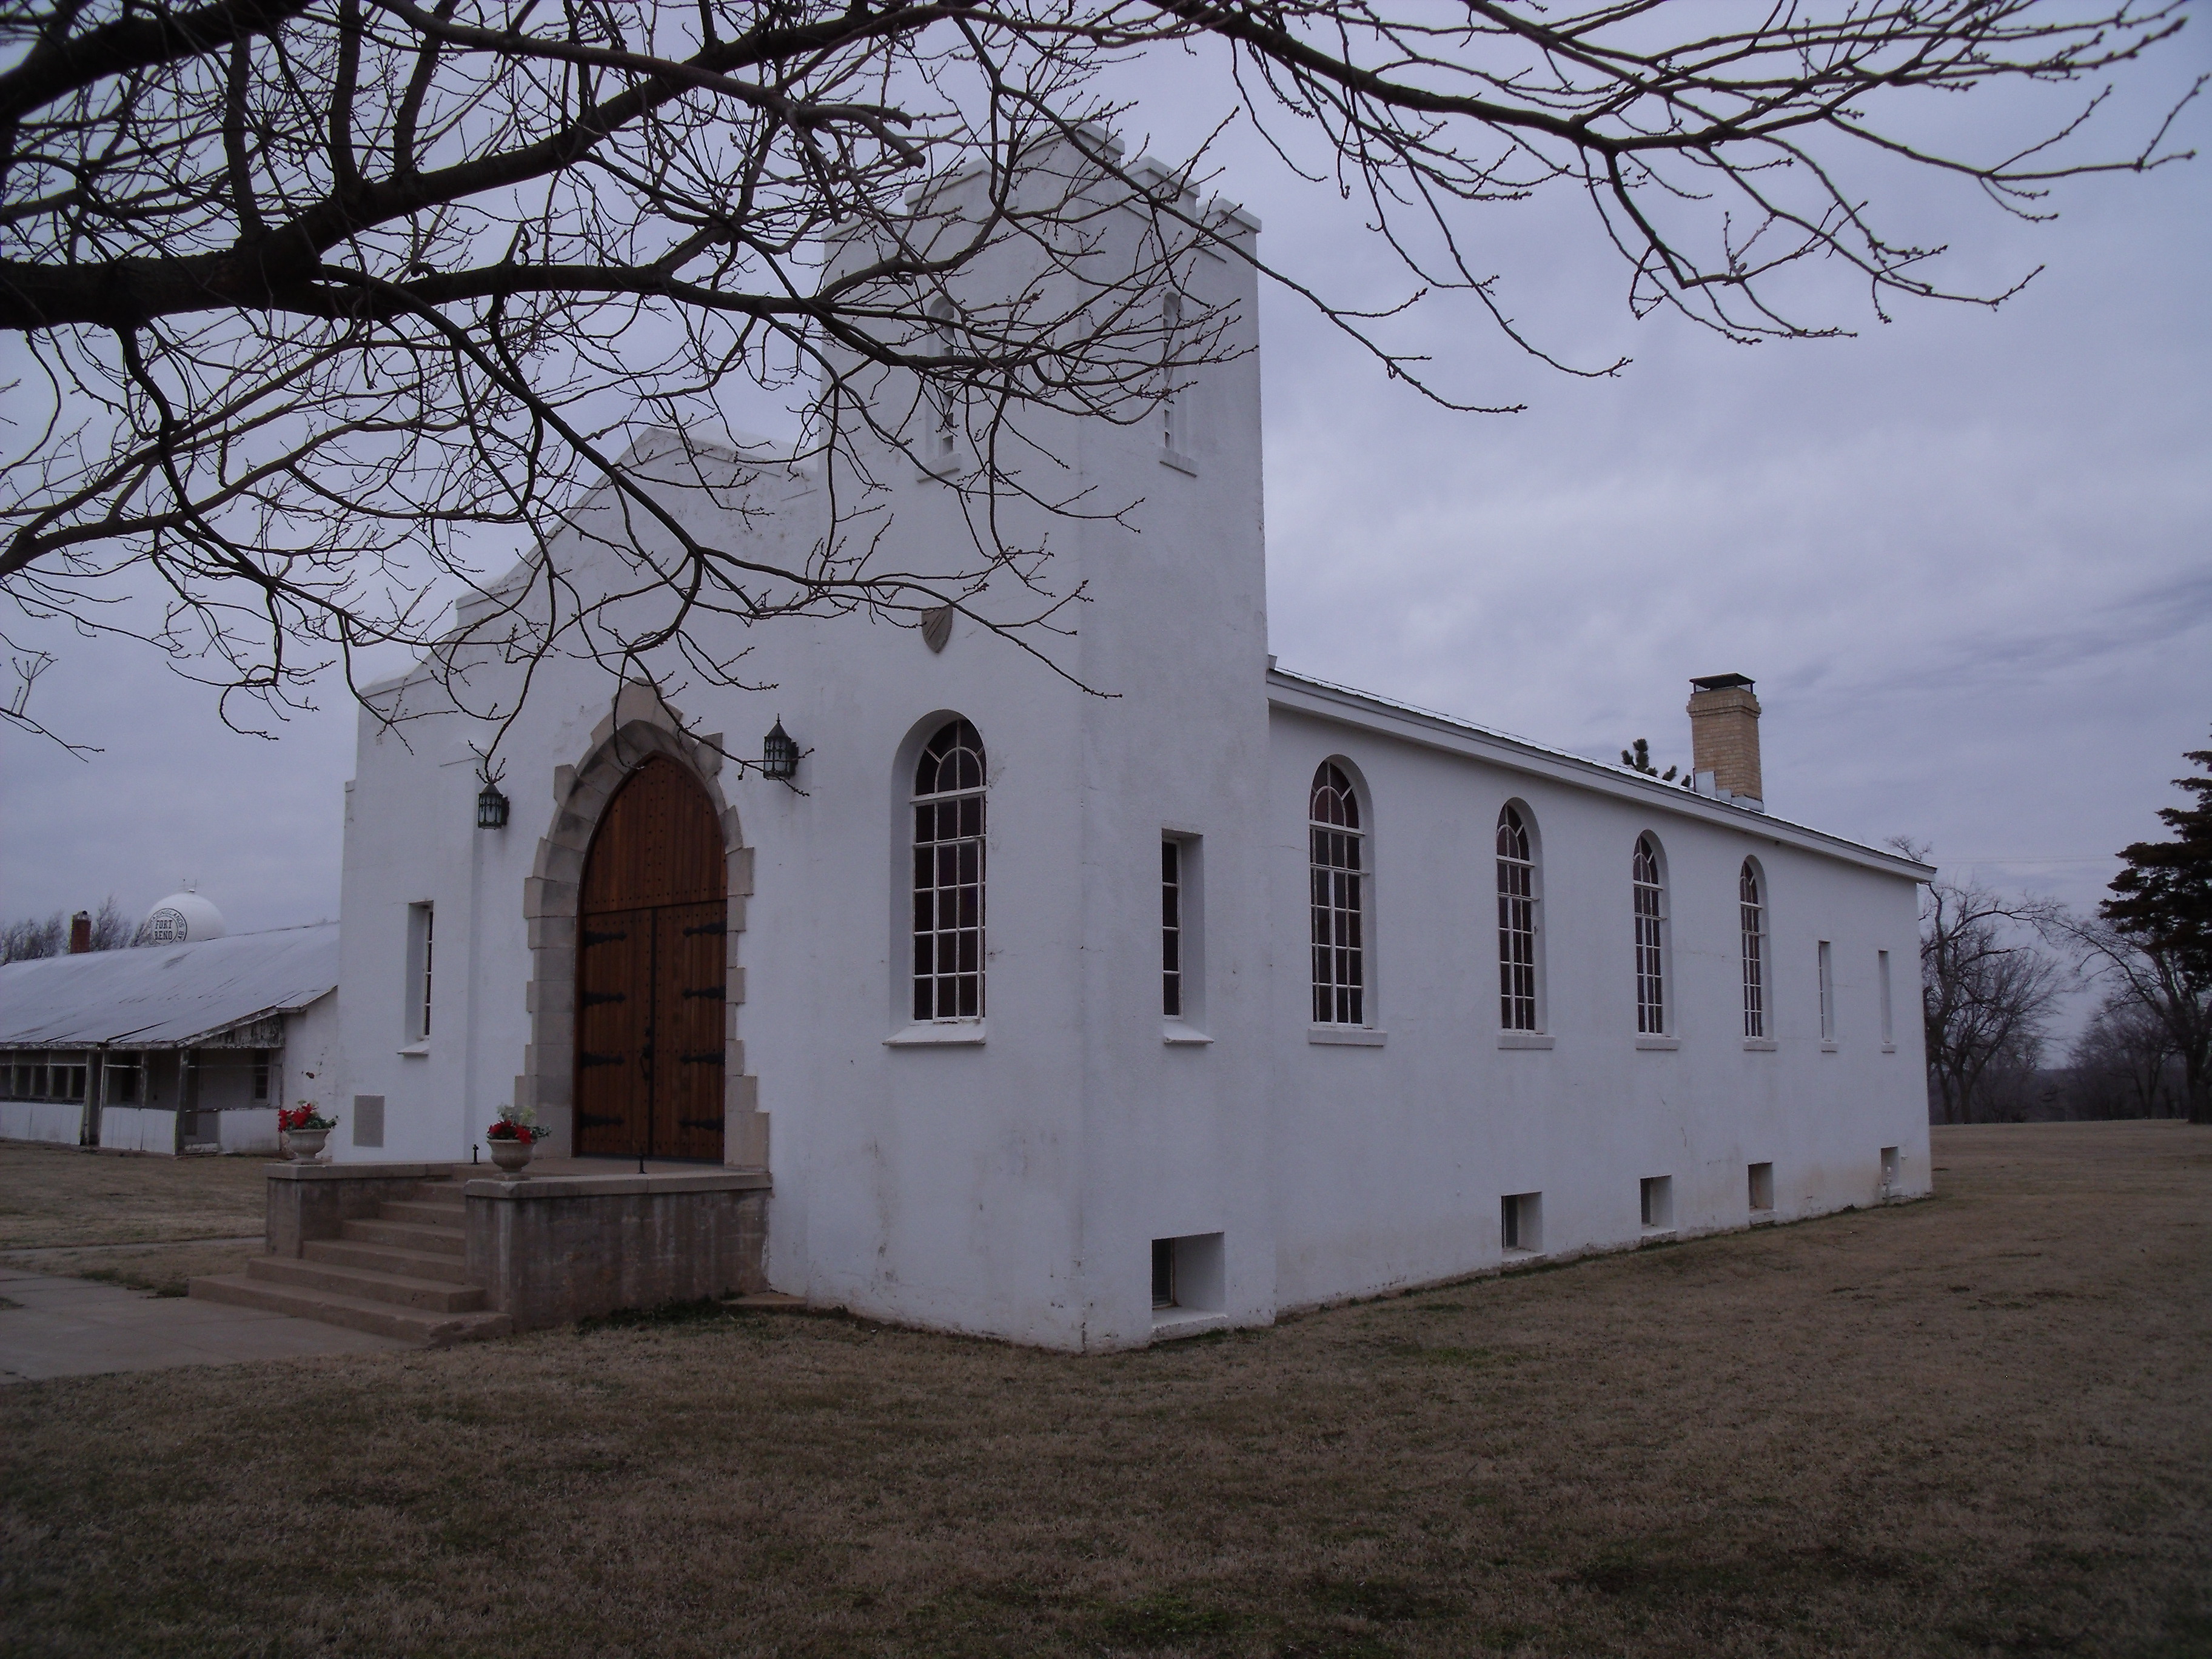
[[3, 35, 2207, 1043]]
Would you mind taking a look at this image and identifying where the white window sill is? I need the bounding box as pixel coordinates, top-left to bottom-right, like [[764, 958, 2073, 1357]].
[[1150, 1309, 1227, 1341], [1498, 1032, 1554, 1050], [1880, 1044, 1898, 1054], [397, 1042, 429, 1058], [885, 1022, 985, 1047], [1159, 447, 1198, 477], [1742, 1039, 1777, 1052], [1162, 1025, 1213, 1046], [1308, 1025, 1385, 1047], [1819, 1041, 1840, 1053], [1634, 1035, 1680, 1051]]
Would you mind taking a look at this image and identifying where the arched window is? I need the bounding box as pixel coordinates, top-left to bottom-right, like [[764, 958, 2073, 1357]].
[[1633, 834, 1666, 1034], [1740, 860, 1766, 1038], [1309, 762, 1364, 1025], [1497, 805, 1538, 1031], [913, 719, 986, 1021]]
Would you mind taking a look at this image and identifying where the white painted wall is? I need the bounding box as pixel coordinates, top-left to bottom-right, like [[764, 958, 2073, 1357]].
[[1262, 692, 1930, 1314], [329, 141, 1931, 1350], [0, 1100, 84, 1145], [218, 1109, 282, 1155], [99, 1106, 179, 1154], [281, 991, 340, 1119]]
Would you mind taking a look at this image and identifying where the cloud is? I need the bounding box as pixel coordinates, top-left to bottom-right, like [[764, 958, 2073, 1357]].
[[3, 44, 2207, 1051]]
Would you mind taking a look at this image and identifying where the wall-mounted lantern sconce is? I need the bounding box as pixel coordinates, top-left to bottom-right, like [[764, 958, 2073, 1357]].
[[473, 746, 511, 827], [761, 718, 799, 782]]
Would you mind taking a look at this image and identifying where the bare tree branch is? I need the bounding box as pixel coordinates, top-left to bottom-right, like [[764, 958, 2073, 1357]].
[[0, 0, 2195, 743]]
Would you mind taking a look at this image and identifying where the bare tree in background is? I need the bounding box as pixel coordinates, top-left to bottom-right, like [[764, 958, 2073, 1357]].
[[0, 896, 134, 960], [1, 0, 2198, 749], [1907, 855, 2071, 1126], [2065, 991, 2182, 1118], [2035, 737, 2212, 1122]]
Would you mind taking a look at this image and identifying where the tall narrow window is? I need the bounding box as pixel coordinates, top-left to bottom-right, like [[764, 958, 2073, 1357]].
[[1740, 861, 1766, 1039], [926, 297, 957, 458], [1309, 762, 1365, 1025], [405, 902, 435, 1042], [912, 719, 987, 1021], [1162, 840, 1184, 1017], [1818, 940, 1836, 1042], [1161, 291, 1185, 454], [1632, 834, 1666, 1034], [1879, 950, 1894, 1047], [1497, 806, 1538, 1031]]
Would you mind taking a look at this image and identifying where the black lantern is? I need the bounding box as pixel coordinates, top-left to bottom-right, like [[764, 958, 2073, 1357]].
[[476, 783, 510, 828], [761, 717, 799, 781]]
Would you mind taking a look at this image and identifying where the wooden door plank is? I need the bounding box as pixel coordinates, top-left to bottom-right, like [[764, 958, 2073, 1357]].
[[576, 756, 729, 1161]]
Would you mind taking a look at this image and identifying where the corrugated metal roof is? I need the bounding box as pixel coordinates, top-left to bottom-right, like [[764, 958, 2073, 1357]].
[[0, 923, 338, 1050]]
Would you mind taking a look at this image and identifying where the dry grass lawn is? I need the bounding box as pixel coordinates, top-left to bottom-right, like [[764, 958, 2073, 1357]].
[[0, 1141, 266, 1247], [0, 1142, 266, 1295], [2, 1122, 2207, 1658]]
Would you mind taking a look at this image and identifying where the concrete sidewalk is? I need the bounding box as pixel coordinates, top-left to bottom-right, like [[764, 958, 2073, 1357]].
[[0, 1266, 414, 1383]]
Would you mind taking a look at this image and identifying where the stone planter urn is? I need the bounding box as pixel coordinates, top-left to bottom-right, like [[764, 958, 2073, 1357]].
[[488, 1136, 535, 1177], [284, 1127, 329, 1162]]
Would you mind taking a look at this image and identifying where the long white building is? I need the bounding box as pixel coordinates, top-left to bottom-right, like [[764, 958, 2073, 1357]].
[[330, 144, 1932, 1349]]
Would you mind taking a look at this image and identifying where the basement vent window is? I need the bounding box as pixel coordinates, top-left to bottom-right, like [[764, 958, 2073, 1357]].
[[1640, 1175, 1675, 1234], [1748, 1162, 1775, 1215], [1150, 1233, 1225, 1338], [1500, 1192, 1543, 1255], [1880, 1147, 1900, 1195]]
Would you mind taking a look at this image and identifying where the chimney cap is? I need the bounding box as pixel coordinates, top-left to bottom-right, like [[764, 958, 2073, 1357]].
[[1689, 672, 1756, 693]]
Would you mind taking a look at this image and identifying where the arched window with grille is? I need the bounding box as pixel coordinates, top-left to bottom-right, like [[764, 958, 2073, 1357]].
[[1497, 805, 1539, 1031], [1309, 762, 1365, 1025], [1632, 834, 1667, 1034], [912, 719, 986, 1021], [1740, 859, 1767, 1038]]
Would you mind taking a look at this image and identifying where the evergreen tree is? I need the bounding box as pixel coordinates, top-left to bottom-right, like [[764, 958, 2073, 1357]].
[[2103, 742, 2212, 980], [2075, 736, 2212, 1124]]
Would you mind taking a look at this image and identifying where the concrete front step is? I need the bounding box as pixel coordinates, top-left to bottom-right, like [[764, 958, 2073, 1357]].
[[341, 1217, 465, 1256], [302, 1237, 472, 1284], [378, 1197, 465, 1226], [247, 1254, 488, 1313], [190, 1275, 512, 1346]]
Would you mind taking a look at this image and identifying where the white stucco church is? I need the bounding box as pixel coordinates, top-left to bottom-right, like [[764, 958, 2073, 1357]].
[[330, 142, 1934, 1349]]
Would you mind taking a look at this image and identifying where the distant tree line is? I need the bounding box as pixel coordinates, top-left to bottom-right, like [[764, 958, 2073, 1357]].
[[0, 898, 136, 964], [1912, 734, 2212, 1125]]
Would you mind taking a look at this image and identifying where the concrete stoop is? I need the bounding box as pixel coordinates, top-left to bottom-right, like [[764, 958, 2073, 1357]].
[[190, 1182, 511, 1347]]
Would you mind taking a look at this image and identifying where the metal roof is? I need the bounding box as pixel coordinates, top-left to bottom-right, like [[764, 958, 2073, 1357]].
[[0, 923, 337, 1050], [1266, 665, 1934, 882]]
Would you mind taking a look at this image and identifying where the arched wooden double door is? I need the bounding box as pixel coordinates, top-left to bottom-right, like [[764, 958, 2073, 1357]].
[[574, 758, 728, 1162]]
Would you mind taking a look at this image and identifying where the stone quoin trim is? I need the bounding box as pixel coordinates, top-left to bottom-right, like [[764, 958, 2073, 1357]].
[[517, 682, 766, 1168]]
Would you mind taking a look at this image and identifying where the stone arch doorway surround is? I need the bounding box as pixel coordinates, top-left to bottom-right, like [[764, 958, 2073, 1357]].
[[517, 683, 768, 1168]]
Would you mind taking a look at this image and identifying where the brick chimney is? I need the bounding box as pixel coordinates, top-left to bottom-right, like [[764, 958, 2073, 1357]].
[[1686, 674, 1763, 808], [68, 910, 92, 954]]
